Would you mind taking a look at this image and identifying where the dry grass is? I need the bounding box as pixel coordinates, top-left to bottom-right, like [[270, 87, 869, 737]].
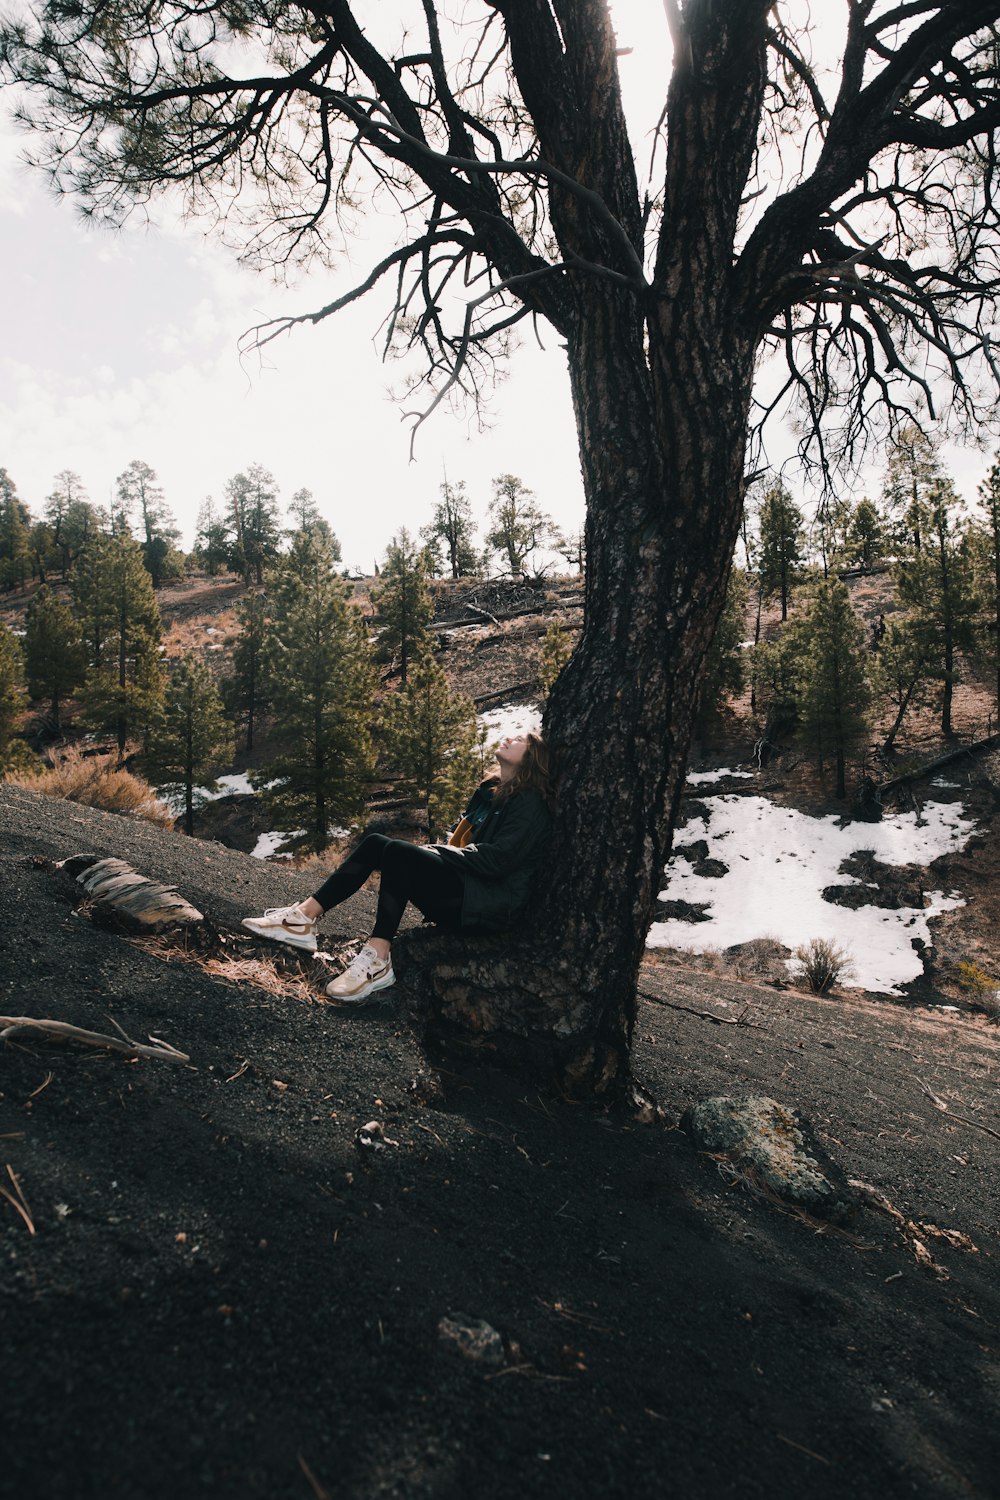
[[284, 834, 358, 874], [161, 611, 240, 659], [729, 935, 788, 982], [7, 746, 175, 828], [130, 935, 327, 1005], [792, 937, 854, 994]]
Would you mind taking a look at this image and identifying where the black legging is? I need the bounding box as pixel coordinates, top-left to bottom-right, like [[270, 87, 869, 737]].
[[311, 834, 465, 942]]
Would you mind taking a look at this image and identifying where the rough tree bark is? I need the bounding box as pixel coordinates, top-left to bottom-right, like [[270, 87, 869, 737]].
[[405, 4, 765, 1094]]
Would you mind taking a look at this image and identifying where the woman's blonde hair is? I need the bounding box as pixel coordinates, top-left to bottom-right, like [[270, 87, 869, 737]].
[[491, 730, 554, 809]]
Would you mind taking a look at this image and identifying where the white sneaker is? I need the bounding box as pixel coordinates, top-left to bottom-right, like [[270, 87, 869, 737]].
[[325, 944, 395, 1004], [241, 902, 318, 952]]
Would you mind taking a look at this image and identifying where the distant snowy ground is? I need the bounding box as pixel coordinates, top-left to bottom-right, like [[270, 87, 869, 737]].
[[648, 789, 977, 995], [477, 703, 542, 744], [156, 772, 259, 816], [251, 828, 307, 860]]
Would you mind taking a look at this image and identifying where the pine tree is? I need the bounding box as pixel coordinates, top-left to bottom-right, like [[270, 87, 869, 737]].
[[421, 480, 479, 579], [292, 515, 342, 560], [0, 469, 32, 592], [882, 424, 940, 557], [741, 485, 766, 713], [116, 459, 183, 587], [45, 471, 98, 579], [193, 497, 230, 577], [538, 618, 574, 697], [872, 617, 931, 753], [789, 580, 871, 799], [287, 487, 339, 548], [696, 567, 749, 729], [227, 589, 269, 751], [371, 529, 434, 685], [75, 530, 164, 759], [24, 584, 86, 731], [750, 630, 800, 749], [758, 482, 804, 621], [225, 464, 281, 585], [72, 530, 116, 671], [812, 493, 854, 578], [0, 623, 33, 774], [974, 455, 1000, 718], [382, 652, 479, 840], [145, 655, 233, 835], [28, 518, 56, 583], [485, 474, 553, 577], [895, 478, 978, 735], [262, 529, 373, 850], [848, 498, 885, 571]]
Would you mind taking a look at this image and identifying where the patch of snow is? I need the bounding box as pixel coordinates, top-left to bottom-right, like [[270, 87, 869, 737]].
[[215, 772, 256, 797], [648, 795, 976, 995], [686, 768, 754, 785], [478, 703, 542, 745], [251, 825, 350, 860], [156, 770, 263, 813], [204, 626, 220, 635], [931, 777, 961, 789], [251, 829, 306, 860]]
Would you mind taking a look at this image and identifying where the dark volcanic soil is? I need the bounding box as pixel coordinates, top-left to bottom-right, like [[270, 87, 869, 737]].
[[1, 783, 999, 1500]]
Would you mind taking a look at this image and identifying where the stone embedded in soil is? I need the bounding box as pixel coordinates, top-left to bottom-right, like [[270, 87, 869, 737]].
[[681, 1094, 856, 1222], [355, 1120, 398, 1150], [437, 1315, 505, 1368]]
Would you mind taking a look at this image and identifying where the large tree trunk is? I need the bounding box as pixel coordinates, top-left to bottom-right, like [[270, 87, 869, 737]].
[[408, 293, 753, 1096], [405, 1, 764, 1098]]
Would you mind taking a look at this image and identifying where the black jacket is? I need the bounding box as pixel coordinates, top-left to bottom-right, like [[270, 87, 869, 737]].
[[436, 785, 551, 931]]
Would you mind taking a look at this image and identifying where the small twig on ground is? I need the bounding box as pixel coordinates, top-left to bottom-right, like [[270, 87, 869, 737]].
[[915, 1076, 1000, 1143], [297, 1455, 331, 1500], [484, 1363, 536, 1380], [0, 1016, 189, 1065], [1, 1164, 35, 1235], [225, 1059, 250, 1084], [637, 988, 766, 1028], [776, 1434, 832, 1467], [26, 1072, 54, 1101]]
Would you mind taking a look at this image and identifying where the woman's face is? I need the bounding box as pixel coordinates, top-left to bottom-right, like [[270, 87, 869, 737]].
[[495, 735, 529, 770]]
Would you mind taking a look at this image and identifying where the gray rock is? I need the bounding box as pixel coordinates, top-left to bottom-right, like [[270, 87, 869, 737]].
[[682, 1094, 856, 1222], [437, 1315, 505, 1368]]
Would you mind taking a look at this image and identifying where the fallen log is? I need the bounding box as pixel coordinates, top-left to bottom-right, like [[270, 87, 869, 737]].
[[877, 732, 1000, 796], [473, 681, 541, 708]]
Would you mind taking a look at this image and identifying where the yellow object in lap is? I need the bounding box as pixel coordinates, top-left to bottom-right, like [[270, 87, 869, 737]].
[[447, 816, 475, 848]]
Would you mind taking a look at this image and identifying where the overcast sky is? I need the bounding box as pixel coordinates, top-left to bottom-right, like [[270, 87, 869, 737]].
[[0, 1, 994, 568]]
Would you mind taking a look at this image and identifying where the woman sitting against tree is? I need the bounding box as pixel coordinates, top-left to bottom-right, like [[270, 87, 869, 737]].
[[242, 732, 553, 1003]]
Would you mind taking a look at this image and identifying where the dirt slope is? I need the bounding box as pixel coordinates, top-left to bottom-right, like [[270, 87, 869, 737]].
[[1, 784, 998, 1500]]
